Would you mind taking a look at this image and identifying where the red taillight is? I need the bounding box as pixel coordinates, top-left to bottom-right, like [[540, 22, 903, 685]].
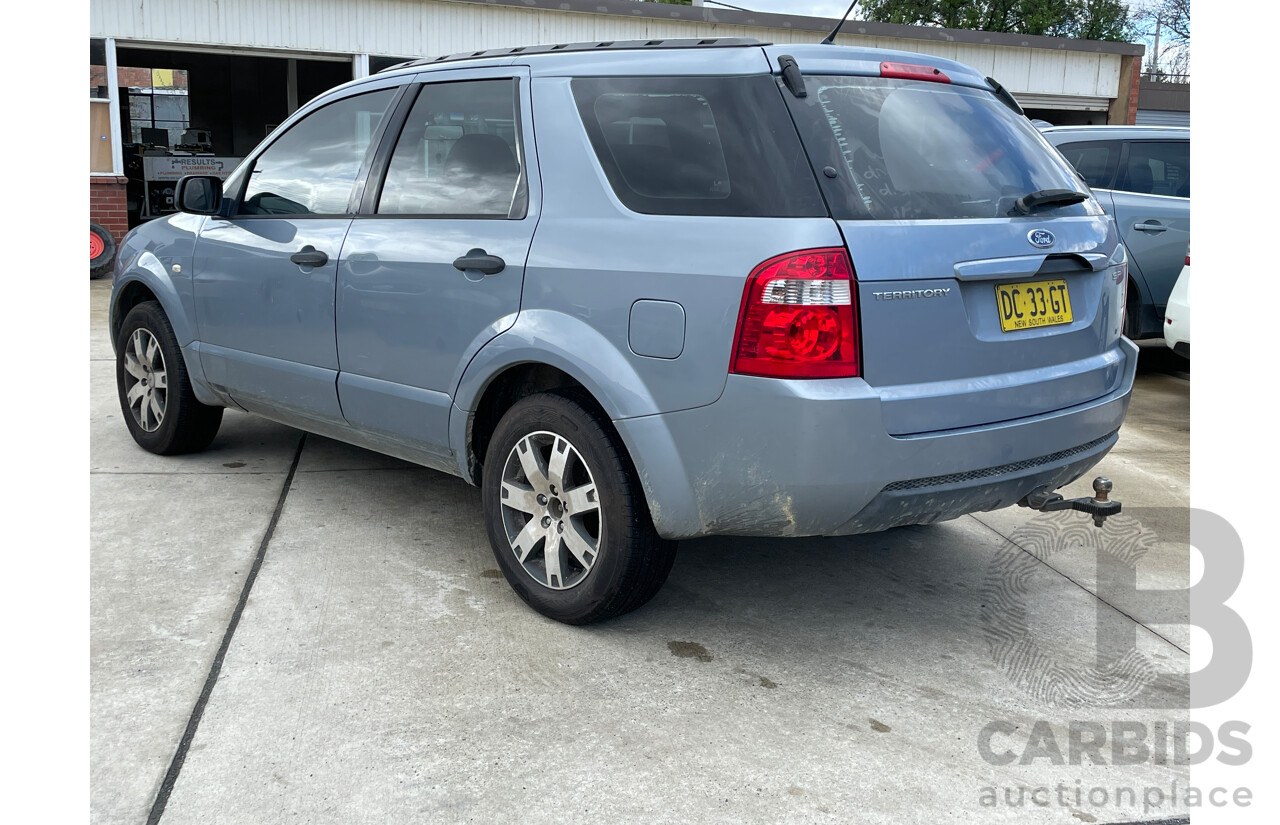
[[880, 61, 951, 84], [731, 248, 860, 379], [1185, 242, 1190, 267]]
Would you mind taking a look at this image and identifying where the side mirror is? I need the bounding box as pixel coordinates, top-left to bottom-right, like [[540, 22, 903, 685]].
[[176, 175, 223, 215]]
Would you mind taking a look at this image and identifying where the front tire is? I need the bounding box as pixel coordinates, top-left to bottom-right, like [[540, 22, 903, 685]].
[[481, 392, 676, 624], [116, 301, 224, 455]]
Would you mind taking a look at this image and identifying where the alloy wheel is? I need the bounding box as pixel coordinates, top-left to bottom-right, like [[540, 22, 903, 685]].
[[498, 431, 602, 590], [122, 328, 168, 432]]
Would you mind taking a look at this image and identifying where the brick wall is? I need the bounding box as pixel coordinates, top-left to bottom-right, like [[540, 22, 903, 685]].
[[1107, 54, 1145, 126], [1125, 58, 1141, 125], [90, 176, 129, 244]]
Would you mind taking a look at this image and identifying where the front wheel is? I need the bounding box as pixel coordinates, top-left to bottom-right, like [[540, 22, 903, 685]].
[[481, 392, 676, 624], [116, 301, 224, 455]]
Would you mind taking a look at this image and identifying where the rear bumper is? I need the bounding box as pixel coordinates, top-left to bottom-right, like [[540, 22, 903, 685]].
[[616, 337, 1138, 540]]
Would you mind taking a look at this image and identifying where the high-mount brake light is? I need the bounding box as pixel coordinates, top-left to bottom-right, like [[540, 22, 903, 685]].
[[731, 248, 860, 379], [880, 62, 951, 84]]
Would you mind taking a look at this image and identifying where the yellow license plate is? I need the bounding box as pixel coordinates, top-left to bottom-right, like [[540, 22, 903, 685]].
[[995, 279, 1073, 333]]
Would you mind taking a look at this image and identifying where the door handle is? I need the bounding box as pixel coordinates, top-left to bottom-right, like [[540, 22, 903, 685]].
[[453, 249, 505, 276], [1133, 222, 1167, 233], [290, 245, 330, 267]]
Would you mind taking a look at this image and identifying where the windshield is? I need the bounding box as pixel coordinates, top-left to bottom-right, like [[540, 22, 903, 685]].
[[786, 75, 1099, 221]]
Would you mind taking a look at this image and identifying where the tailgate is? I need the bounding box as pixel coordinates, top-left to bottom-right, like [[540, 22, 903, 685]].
[[842, 217, 1127, 435], [775, 63, 1129, 435]]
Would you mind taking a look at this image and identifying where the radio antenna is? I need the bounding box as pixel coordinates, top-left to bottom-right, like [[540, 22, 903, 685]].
[[821, 1, 860, 44]]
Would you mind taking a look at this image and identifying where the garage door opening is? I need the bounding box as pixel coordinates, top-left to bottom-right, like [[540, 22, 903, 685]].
[[112, 47, 353, 227]]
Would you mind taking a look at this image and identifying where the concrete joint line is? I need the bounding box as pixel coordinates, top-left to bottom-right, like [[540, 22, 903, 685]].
[[967, 513, 1190, 657], [145, 434, 307, 825]]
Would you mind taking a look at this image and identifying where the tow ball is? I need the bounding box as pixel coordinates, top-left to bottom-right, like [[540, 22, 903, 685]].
[[1017, 477, 1121, 528]]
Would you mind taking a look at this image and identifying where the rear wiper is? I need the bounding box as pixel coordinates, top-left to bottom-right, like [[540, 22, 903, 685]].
[[1011, 188, 1089, 215], [778, 54, 807, 98]]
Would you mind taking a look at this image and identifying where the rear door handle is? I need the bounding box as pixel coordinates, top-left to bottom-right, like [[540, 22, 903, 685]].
[[1133, 222, 1167, 233], [453, 249, 505, 276], [290, 245, 330, 267]]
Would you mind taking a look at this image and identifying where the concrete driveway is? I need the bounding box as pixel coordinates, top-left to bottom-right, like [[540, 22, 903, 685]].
[[90, 279, 1192, 824]]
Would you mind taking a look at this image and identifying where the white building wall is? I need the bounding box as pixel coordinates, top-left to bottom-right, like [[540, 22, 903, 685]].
[[90, 0, 1121, 102]]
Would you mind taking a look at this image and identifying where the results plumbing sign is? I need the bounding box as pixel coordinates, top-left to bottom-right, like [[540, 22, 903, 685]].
[[142, 156, 240, 181]]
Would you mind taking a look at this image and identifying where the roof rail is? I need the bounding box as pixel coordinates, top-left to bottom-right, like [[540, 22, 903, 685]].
[[378, 37, 770, 73]]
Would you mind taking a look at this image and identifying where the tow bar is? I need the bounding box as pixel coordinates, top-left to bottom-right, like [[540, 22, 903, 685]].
[[1017, 477, 1121, 528]]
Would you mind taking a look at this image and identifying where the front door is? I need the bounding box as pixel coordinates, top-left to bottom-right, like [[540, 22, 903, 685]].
[[335, 69, 539, 456], [192, 85, 400, 426]]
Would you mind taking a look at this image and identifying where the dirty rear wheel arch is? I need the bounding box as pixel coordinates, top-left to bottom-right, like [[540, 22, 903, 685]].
[[469, 363, 600, 484]]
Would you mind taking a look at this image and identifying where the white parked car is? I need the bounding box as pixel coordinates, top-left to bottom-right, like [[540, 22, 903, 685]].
[[1164, 250, 1189, 358]]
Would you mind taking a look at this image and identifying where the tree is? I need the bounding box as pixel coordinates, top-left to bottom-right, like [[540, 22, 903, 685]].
[[1131, 0, 1189, 76], [1135, 0, 1189, 44], [858, 0, 1135, 42], [1073, 0, 1132, 42]]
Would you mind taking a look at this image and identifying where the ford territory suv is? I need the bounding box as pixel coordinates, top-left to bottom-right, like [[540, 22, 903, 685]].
[[109, 39, 1136, 623]]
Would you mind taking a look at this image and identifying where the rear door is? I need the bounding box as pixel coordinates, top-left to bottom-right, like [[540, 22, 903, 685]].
[[334, 68, 538, 456], [1106, 140, 1190, 313], [781, 70, 1127, 436]]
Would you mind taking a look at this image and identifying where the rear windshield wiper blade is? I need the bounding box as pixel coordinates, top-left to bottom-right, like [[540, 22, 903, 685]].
[[1012, 188, 1089, 215]]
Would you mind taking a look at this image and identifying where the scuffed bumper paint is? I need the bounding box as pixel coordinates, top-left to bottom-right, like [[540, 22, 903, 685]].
[[616, 337, 1138, 540]]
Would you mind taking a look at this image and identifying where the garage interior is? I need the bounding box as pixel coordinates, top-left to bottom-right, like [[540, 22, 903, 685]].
[[100, 47, 412, 228]]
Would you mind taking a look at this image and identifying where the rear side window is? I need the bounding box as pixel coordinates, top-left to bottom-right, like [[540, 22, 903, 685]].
[[785, 76, 1095, 221], [377, 79, 526, 218], [1117, 141, 1189, 198], [1056, 140, 1120, 190], [572, 76, 825, 218]]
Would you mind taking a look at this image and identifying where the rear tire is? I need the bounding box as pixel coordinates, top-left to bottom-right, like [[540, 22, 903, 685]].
[[481, 392, 676, 624], [116, 301, 224, 455]]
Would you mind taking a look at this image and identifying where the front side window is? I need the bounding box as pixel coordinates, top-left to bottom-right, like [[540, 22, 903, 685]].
[[377, 79, 524, 218], [241, 88, 396, 216], [1117, 141, 1189, 198], [1056, 140, 1120, 190], [786, 76, 1097, 221]]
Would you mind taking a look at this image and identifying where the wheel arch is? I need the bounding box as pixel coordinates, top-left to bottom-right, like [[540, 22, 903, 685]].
[[109, 257, 195, 354], [110, 258, 221, 406], [450, 310, 662, 485]]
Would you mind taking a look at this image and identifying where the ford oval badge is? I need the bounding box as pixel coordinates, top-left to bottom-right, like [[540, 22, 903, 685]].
[[1028, 229, 1056, 248]]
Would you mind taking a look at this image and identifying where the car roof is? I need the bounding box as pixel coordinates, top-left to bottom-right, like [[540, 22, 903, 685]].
[[383, 37, 768, 72], [364, 38, 991, 87], [1040, 125, 1189, 141], [373, 37, 773, 79]]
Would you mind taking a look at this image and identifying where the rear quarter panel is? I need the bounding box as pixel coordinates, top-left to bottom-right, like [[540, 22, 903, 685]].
[[493, 76, 845, 419]]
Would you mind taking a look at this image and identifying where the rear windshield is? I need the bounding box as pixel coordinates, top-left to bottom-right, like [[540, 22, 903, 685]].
[[785, 76, 1095, 221], [572, 75, 826, 218]]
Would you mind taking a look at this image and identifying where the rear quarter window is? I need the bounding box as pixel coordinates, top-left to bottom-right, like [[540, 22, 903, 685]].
[[1054, 140, 1121, 190], [572, 76, 826, 218]]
